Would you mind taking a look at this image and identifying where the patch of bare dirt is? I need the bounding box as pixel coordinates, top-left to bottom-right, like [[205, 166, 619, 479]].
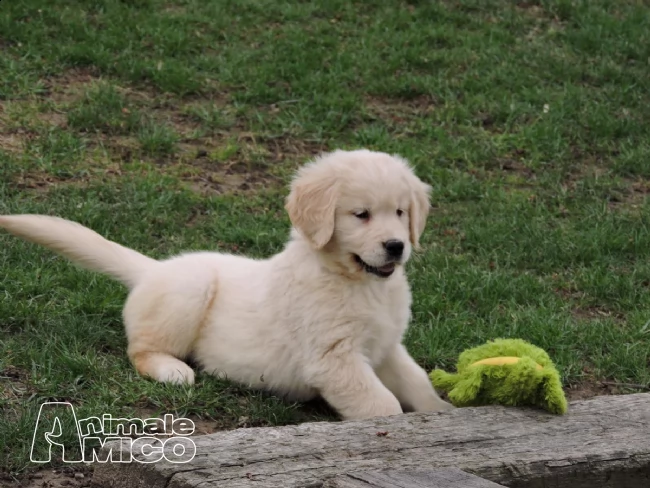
[[499, 144, 648, 211], [551, 283, 625, 322], [256, 134, 326, 167], [162, 4, 186, 15], [516, 1, 566, 33], [613, 179, 650, 208], [563, 147, 616, 183], [498, 156, 536, 179], [564, 379, 649, 402], [558, 160, 649, 212], [39, 68, 102, 106], [154, 131, 325, 196], [0, 104, 33, 152], [0, 70, 99, 153], [1, 366, 34, 403], [0, 133, 24, 153], [564, 381, 618, 402], [570, 306, 624, 322], [11, 171, 91, 193], [108, 133, 323, 196], [2, 466, 93, 488], [567, 304, 621, 323], [3, 70, 327, 197], [363, 94, 437, 125]]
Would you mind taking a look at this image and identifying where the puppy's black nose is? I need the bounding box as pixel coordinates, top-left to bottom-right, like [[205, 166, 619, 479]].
[[383, 239, 404, 258]]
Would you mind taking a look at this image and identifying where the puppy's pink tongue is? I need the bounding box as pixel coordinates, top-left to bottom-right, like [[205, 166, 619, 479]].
[[378, 263, 396, 272]]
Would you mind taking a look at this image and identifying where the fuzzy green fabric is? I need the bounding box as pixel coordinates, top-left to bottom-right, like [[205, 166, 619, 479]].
[[430, 338, 568, 414]]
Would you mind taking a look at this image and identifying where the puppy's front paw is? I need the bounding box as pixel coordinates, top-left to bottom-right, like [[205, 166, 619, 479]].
[[433, 399, 455, 411], [367, 400, 404, 418], [409, 393, 456, 413], [342, 392, 403, 420]]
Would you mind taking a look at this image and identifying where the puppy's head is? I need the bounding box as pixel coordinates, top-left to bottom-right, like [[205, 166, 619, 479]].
[[285, 149, 431, 279]]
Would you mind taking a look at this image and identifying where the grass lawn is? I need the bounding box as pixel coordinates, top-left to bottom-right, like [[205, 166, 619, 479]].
[[1, 0, 650, 482]]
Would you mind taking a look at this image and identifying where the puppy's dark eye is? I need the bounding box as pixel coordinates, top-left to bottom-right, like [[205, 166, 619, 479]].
[[354, 210, 370, 220], [396, 209, 404, 217]]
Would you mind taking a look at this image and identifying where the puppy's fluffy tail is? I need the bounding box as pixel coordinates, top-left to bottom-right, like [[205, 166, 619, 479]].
[[0, 214, 158, 289]]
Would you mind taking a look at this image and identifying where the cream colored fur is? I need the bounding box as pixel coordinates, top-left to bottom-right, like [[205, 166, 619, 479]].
[[0, 149, 453, 420]]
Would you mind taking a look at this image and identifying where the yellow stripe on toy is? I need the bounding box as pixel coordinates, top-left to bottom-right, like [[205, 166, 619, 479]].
[[471, 356, 543, 371]]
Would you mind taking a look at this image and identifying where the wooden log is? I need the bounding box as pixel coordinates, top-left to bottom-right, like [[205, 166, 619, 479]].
[[92, 393, 650, 488], [323, 468, 506, 487]]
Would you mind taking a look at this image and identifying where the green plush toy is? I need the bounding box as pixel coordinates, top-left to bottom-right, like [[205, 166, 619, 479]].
[[430, 338, 568, 414]]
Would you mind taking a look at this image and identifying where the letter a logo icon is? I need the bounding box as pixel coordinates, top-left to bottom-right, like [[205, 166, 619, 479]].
[[31, 402, 83, 463]]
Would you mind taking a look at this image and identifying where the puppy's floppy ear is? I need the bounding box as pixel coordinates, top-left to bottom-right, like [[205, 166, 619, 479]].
[[408, 176, 432, 250], [285, 165, 339, 249]]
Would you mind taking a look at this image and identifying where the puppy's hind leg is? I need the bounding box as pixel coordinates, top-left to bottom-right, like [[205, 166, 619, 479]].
[[122, 261, 219, 385], [125, 294, 199, 385], [130, 351, 195, 385]]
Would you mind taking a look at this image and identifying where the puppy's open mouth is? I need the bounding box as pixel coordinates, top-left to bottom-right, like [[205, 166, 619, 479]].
[[353, 254, 397, 278]]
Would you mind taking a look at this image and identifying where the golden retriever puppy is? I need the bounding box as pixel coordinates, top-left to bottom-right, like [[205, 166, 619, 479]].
[[0, 149, 453, 420]]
